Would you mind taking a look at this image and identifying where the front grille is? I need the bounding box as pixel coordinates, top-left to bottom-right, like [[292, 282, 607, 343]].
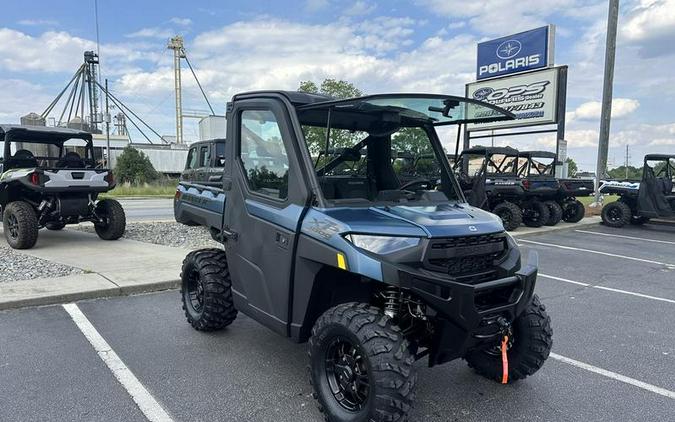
[[424, 233, 507, 283]]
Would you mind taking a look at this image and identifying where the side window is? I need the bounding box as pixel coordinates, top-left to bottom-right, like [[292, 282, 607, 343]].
[[199, 146, 210, 167], [186, 147, 198, 169], [214, 142, 226, 167], [240, 110, 289, 200]]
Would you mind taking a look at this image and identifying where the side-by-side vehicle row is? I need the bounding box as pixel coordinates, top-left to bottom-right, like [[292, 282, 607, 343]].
[[455, 147, 592, 231]]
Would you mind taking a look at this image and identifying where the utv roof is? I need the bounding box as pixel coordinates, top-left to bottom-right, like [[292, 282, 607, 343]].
[[297, 93, 515, 126], [644, 153, 675, 161], [0, 124, 93, 143], [519, 150, 556, 159], [461, 146, 520, 156], [232, 90, 334, 106]]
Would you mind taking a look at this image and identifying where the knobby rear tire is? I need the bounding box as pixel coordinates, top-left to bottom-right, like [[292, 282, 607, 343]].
[[94, 199, 126, 240], [181, 248, 238, 331], [492, 201, 522, 231], [2, 201, 39, 249]]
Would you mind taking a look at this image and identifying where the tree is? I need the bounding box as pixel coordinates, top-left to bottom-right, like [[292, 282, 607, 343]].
[[298, 79, 364, 157], [565, 157, 578, 178], [607, 165, 642, 180], [115, 146, 158, 184]]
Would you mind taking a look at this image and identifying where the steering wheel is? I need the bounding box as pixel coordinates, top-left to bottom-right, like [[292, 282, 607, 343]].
[[400, 178, 435, 192]]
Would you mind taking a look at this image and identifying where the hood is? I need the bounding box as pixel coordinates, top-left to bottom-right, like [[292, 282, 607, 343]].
[[321, 203, 504, 238]]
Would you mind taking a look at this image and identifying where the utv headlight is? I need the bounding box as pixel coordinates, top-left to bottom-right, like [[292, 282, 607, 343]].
[[345, 234, 420, 255]]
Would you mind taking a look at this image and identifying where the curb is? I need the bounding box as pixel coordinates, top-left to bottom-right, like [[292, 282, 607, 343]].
[[0, 278, 180, 312], [510, 217, 601, 238]]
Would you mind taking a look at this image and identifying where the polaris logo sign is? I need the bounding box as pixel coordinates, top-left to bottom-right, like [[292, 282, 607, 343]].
[[466, 67, 560, 131], [477, 26, 553, 80]]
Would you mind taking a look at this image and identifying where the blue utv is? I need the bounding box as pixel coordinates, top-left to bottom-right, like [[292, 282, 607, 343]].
[[174, 92, 552, 422]]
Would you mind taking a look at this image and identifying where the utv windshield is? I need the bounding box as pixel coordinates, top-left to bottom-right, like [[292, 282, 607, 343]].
[[297, 95, 513, 206]]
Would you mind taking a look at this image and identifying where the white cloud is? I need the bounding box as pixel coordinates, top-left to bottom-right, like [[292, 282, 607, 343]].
[[344, 1, 376, 16], [567, 98, 640, 122], [0, 79, 52, 122], [17, 19, 58, 26], [306, 0, 330, 12], [416, 0, 594, 35], [649, 138, 675, 145], [0, 29, 95, 72], [126, 27, 173, 39], [621, 0, 675, 57], [169, 17, 192, 26]]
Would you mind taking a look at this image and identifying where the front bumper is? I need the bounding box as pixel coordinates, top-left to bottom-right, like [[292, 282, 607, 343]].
[[386, 251, 539, 366]]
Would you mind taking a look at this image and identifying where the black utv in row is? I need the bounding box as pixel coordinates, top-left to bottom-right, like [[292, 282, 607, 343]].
[[518, 151, 589, 225], [455, 147, 590, 231], [600, 154, 675, 227]]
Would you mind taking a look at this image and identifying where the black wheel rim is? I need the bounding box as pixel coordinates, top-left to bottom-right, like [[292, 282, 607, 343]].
[[325, 337, 370, 412], [7, 214, 19, 239], [185, 268, 204, 314], [497, 210, 512, 226], [607, 207, 622, 222], [525, 206, 541, 222]]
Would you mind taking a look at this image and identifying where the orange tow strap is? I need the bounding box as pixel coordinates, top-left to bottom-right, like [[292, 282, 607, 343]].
[[501, 335, 509, 384]]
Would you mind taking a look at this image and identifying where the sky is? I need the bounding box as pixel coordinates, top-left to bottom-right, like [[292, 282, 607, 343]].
[[1, 0, 675, 171]]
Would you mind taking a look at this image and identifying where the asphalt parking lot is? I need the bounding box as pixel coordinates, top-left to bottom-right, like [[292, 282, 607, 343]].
[[1, 224, 674, 421]]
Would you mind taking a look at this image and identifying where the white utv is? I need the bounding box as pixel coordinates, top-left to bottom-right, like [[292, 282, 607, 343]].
[[0, 125, 125, 249]]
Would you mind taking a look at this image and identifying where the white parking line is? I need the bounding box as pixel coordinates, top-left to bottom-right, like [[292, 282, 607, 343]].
[[550, 353, 675, 400], [519, 239, 675, 268], [62, 304, 174, 422], [575, 230, 675, 246], [539, 274, 675, 304]]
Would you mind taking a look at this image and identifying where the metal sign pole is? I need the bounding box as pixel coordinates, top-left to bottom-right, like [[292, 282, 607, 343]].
[[555, 66, 568, 178], [105, 79, 111, 168]]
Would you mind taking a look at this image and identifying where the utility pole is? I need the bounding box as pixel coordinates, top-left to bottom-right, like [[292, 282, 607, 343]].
[[594, 0, 619, 203], [624, 144, 630, 179], [105, 79, 111, 168], [168, 36, 186, 144]]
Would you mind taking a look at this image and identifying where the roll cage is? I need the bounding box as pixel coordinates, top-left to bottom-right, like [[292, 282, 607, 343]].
[[1, 125, 97, 170], [517, 151, 558, 177]]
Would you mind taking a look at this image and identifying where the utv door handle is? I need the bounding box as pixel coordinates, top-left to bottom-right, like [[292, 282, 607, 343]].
[[275, 232, 289, 249], [222, 227, 238, 241]]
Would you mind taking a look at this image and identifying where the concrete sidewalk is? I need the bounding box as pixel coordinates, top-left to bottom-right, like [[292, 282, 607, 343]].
[[0, 228, 186, 310]]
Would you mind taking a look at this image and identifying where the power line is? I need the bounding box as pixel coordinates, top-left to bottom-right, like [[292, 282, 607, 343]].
[[184, 54, 215, 115]]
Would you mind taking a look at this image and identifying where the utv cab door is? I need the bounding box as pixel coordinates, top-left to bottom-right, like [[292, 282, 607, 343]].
[[638, 158, 675, 218], [222, 97, 310, 336]]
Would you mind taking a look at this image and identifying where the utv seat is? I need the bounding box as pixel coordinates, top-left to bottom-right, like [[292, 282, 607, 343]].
[[56, 152, 85, 169], [320, 176, 372, 200], [660, 178, 675, 200], [10, 150, 38, 168]]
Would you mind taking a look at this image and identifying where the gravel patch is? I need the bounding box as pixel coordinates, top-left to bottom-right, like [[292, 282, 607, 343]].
[[76, 221, 220, 249], [0, 245, 83, 283]]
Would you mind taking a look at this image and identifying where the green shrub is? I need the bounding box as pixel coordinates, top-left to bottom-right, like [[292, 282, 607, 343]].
[[114, 146, 158, 184]]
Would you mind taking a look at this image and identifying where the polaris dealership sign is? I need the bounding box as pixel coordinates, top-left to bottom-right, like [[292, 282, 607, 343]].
[[477, 26, 554, 80], [467, 67, 560, 131]]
